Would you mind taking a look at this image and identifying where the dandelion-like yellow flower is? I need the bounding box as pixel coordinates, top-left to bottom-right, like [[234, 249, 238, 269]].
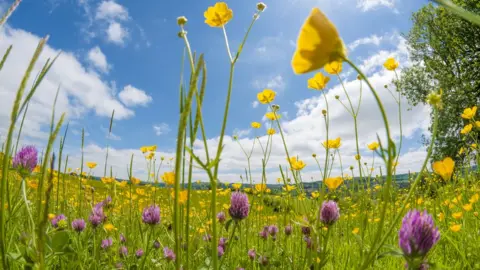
[[461, 106, 477, 119], [255, 183, 267, 192], [162, 172, 175, 185], [267, 128, 276, 135], [103, 223, 117, 232], [204, 2, 233, 27], [282, 185, 296, 192], [257, 89, 276, 104], [324, 61, 342, 75], [232, 183, 242, 190], [383, 57, 399, 71], [265, 112, 281, 121], [28, 180, 38, 189], [86, 162, 97, 169], [450, 224, 461, 232], [289, 157, 306, 170], [460, 124, 472, 135], [452, 212, 463, 220], [322, 137, 341, 149], [140, 146, 149, 153], [129, 177, 140, 186], [367, 142, 379, 151], [307, 72, 330, 90], [324, 176, 343, 190], [432, 157, 454, 181], [352, 227, 360, 234], [251, 122, 261, 129], [291, 8, 347, 74], [475, 121, 480, 128]]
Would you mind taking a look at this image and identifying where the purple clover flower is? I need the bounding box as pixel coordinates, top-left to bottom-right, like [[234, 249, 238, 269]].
[[399, 210, 440, 257], [89, 202, 106, 227], [163, 247, 176, 262], [51, 214, 66, 228], [120, 233, 126, 243], [153, 240, 160, 249], [248, 249, 256, 260], [119, 246, 128, 257], [228, 192, 249, 220], [101, 238, 113, 249], [12, 145, 38, 176], [320, 200, 340, 226], [268, 225, 278, 236], [142, 205, 160, 225], [217, 211, 226, 223], [284, 225, 293, 236], [217, 245, 225, 257], [135, 248, 144, 258], [71, 219, 86, 232]]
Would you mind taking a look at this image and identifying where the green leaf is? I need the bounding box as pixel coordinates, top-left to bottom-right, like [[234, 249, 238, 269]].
[[225, 219, 233, 231], [49, 230, 70, 252]]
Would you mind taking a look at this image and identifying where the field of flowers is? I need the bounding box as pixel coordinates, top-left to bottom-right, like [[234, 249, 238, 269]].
[[1, 0, 480, 269]]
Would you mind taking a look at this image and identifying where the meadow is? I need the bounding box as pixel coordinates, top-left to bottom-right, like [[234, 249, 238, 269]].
[[1, 0, 480, 269]]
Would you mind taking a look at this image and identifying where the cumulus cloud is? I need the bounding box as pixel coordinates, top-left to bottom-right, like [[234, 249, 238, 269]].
[[348, 34, 383, 51], [153, 123, 170, 136], [253, 75, 286, 92], [106, 22, 128, 45], [87, 46, 110, 73], [118, 85, 152, 107], [356, 0, 396, 12], [0, 26, 133, 143], [95, 0, 129, 21]]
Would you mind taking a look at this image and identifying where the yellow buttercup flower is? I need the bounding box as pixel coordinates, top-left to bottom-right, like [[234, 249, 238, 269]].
[[257, 89, 276, 104], [232, 183, 242, 190], [324, 61, 342, 75], [251, 122, 261, 129], [354, 154, 361, 161], [265, 112, 281, 121], [86, 162, 97, 169], [136, 188, 145, 196], [352, 227, 360, 235], [267, 128, 276, 135], [130, 177, 141, 185], [475, 121, 480, 128], [460, 124, 472, 134], [291, 8, 347, 74], [307, 72, 330, 90], [324, 176, 343, 190], [28, 180, 38, 189], [383, 57, 399, 71], [204, 2, 233, 27], [255, 183, 267, 192], [469, 194, 479, 203], [437, 212, 444, 221], [432, 157, 454, 181], [322, 137, 341, 149], [282, 185, 296, 192], [289, 157, 306, 170], [461, 106, 477, 119], [147, 145, 157, 152], [117, 181, 128, 188], [463, 203, 473, 212], [171, 190, 188, 204], [101, 177, 114, 184], [311, 191, 320, 198], [452, 212, 463, 220], [48, 213, 56, 221], [103, 223, 117, 232], [450, 224, 461, 232], [33, 165, 41, 173], [367, 142, 379, 151], [162, 172, 175, 185]]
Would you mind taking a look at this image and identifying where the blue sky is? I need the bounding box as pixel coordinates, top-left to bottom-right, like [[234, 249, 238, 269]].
[[0, 0, 433, 182]]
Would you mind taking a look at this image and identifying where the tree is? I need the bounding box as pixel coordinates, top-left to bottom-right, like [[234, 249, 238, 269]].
[[399, 0, 480, 162]]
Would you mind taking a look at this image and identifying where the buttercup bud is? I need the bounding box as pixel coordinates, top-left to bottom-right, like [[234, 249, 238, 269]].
[[177, 16, 187, 26], [256, 2, 267, 11]]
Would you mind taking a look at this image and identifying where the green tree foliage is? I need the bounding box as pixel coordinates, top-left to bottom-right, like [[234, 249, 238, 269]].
[[399, 0, 480, 161]]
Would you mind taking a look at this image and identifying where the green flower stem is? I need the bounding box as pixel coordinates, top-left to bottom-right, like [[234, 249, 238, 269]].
[[322, 93, 330, 184], [344, 58, 396, 269], [361, 107, 439, 269]]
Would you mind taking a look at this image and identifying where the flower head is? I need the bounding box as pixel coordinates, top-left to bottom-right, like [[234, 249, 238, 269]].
[[217, 211, 226, 223], [398, 210, 440, 257], [324, 61, 342, 74], [461, 106, 477, 119], [228, 192, 250, 220], [432, 157, 454, 181], [101, 238, 113, 249], [161, 172, 175, 185], [383, 57, 399, 71], [12, 145, 38, 176], [248, 249, 256, 260], [164, 247, 176, 262], [257, 2, 266, 11], [307, 72, 330, 90], [71, 219, 86, 232], [86, 162, 97, 169], [320, 200, 340, 225], [367, 142, 379, 151], [265, 112, 281, 121], [460, 124, 472, 134], [135, 249, 144, 258], [292, 8, 346, 74], [284, 225, 293, 235], [119, 246, 128, 257], [251, 122, 261, 129], [257, 89, 276, 104], [51, 214, 67, 229], [289, 157, 306, 170], [142, 205, 161, 225], [204, 2, 233, 27], [267, 128, 276, 135], [177, 16, 187, 26], [322, 137, 341, 149], [325, 176, 343, 190]]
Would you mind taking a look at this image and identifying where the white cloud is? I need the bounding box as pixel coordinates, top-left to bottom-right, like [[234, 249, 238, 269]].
[[253, 75, 286, 92], [95, 0, 128, 21], [118, 85, 152, 107], [252, 101, 259, 108], [358, 34, 409, 75], [348, 34, 383, 51], [153, 123, 170, 136], [0, 26, 134, 142], [357, 0, 396, 12], [106, 22, 128, 45], [87, 46, 110, 73]]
